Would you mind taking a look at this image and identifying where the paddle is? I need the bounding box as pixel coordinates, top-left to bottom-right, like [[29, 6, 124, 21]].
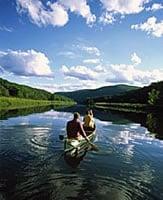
[[59, 134, 65, 141], [86, 140, 99, 151], [59, 134, 99, 152]]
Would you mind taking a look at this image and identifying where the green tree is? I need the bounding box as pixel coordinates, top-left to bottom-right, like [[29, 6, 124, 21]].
[[0, 85, 9, 96], [148, 89, 160, 105]]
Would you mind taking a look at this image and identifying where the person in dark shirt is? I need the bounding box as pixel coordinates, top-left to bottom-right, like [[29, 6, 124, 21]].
[[66, 112, 89, 141]]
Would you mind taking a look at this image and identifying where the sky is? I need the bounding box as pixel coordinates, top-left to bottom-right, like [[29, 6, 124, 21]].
[[0, 0, 163, 92]]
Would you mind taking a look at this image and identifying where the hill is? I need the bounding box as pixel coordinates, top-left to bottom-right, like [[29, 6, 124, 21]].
[[94, 81, 163, 105], [56, 84, 140, 103], [0, 78, 72, 102]]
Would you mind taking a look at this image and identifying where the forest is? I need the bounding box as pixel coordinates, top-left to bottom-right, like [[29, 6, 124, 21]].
[[0, 78, 73, 102], [92, 81, 163, 105]]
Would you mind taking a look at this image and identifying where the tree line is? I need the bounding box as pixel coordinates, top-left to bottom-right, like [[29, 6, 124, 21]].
[[0, 78, 73, 102], [87, 81, 163, 106]]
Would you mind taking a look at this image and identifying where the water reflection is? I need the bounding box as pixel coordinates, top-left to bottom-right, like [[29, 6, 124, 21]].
[[0, 106, 163, 200], [56, 105, 163, 141], [64, 150, 87, 168], [0, 106, 52, 120]]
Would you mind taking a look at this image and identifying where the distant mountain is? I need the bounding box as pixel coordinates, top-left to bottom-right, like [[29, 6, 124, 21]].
[[0, 78, 73, 102], [94, 81, 163, 105], [56, 84, 140, 103]]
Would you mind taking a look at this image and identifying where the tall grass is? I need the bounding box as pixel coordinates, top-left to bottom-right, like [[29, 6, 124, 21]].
[[0, 97, 75, 110]]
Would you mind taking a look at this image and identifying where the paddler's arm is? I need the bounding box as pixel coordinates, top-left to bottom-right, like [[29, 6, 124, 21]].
[[79, 122, 90, 142], [66, 122, 70, 136]]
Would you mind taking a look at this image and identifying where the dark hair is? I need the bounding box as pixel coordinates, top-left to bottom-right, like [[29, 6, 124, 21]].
[[74, 112, 80, 119], [86, 110, 89, 115]]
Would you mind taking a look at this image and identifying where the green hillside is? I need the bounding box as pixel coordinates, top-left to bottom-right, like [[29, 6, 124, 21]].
[[0, 78, 72, 102], [56, 84, 140, 103], [94, 81, 163, 106]]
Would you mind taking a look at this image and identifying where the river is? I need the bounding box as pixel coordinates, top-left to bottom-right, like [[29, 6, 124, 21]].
[[0, 105, 163, 200]]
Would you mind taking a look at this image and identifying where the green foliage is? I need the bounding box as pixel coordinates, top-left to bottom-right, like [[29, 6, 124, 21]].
[[56, 84, 139, 103], [50, 93, 73, 102], [0, 78, 74, 103], [148, 89, 160, 105], [0, 85, 9, 96], [87, 97, 94, 106], [0, 97, 75, 111], [94, 81, 163, 106]]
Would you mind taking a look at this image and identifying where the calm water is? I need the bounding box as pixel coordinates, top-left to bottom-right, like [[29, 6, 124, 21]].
[[0, 106, 163, 200]]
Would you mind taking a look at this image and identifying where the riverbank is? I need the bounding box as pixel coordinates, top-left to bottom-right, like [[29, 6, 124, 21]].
[[94, 102, 163, 113], [0, 97, 76, 111]]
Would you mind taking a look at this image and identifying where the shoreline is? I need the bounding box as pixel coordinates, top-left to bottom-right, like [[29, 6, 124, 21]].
[[0, 97, 76, 111], [94, 102, 163, 113]]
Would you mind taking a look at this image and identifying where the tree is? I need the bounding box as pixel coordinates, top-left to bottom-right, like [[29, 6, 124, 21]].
[[148, 89, 160, 105], [0, 85, 9, 96]]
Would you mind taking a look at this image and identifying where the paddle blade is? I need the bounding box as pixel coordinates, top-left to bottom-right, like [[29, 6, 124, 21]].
[[89, 142, 99, 151], [59, 135, 65, 140]]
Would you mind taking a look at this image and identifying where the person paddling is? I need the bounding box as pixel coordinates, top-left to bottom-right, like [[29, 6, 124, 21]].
[[83, 110, 95, 131], [66, 112, 90, 142]]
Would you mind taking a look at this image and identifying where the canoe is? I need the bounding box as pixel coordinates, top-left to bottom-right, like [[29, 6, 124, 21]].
[[64, 130, 96, 157]]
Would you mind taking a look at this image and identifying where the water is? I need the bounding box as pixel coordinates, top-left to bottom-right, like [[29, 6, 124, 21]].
[[0, 106, 163, 200]]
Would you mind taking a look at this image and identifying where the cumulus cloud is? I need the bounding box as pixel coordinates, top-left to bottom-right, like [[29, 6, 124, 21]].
[[17, 0, 68, 27], [61, 65, 98, 80], [99, 12, 115, 25], [59, 0, 96, 25], [36, 79, 105, 92], [131, 52, 141, 66], [36, 82, 85, 92], [100, 0, 149, 15], [16, 0, 95, 27], [131, 17, 163, 37], [94, 65, 106, 73], [0, 49, 53, 77], [83, 58, 100, 64], [104, 53, 162, 85], [146, 3, 163, 11], [106, 64, 163, 85]]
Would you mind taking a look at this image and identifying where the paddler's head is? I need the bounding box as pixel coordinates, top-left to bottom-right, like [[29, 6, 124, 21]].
[[73, 112, 80, 120]]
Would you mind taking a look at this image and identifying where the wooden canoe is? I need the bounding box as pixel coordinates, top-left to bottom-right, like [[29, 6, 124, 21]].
[[64, 130, 96, 157]]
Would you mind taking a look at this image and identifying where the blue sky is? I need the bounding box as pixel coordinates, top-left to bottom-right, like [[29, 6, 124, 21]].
[[0, 0, 163, 92]]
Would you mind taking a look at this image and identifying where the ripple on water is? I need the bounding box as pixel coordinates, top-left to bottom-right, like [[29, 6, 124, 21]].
[[92, 175, 160, 200], [1, 110, 163, 200]]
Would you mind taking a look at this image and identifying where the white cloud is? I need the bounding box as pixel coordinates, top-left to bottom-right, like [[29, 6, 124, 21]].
[[99, 12, 115, 25], [0, 49, 53, 77], [17, 0, 96, 27], [59, 0, 96, 25], [131, 17, 163, 37], [79, 45, 100, 56], [17, 0, 69, 27], [0, 66, 4, 73], [100, 0, 149, 15], [36, 79, 104, 92], [36, 82, 84, 92], [61, 65, 98, 80], [146, 3, 163, 11], [106, 64, 163, 85], [131, 52, 141, 66], [83, 58, 100, 64], [0, 26, 13, 32], [58, 51, 76, 59], [94, 65, 106, 73]]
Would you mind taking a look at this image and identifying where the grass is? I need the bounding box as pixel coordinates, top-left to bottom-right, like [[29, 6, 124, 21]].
[[0, 97, 76, 111], [94, 102, 163, 113]]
